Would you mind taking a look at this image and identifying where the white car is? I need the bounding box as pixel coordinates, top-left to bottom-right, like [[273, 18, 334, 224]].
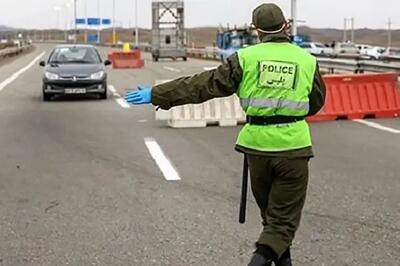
[[334, 42, 359, 55], [299, 42, 334, 56], [358, 44, 373, 56], [363, 46, 386, 59]]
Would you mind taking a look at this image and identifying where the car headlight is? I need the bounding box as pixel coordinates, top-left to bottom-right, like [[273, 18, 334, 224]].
[[45, 72, 59, 80], [90, 71, 105, 80]]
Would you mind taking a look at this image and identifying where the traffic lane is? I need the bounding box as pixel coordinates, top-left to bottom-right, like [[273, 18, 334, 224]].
[[0, 45, 45, 85], [308, 120, 400, 227], [0, 50, 160, 265], [146, 122, 243, 196], [300, 120, 400, 265], [0, 109, 233, 265], [0, 58, 251, 265], [363, 117, 400, 129], [147, 119, 400, 265]]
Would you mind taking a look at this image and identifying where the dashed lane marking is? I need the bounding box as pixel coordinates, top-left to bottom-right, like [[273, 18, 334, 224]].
[[144, 138, 181, 181], [0, 52, 46, 92], [108, 85, 117, 94], [109, 85, 130, 109], [203, 66, 218, 71], [163, 66, 181, 73], [353, 119, 400, 134], [116, 98, 130, 109]]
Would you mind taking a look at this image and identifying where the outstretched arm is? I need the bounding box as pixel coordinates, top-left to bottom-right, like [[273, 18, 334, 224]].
[[151, 54, 243, 110]]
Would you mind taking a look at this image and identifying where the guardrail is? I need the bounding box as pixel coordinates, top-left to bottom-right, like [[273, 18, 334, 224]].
[[318, 58, 400, 74], [185, 47, 400, 74], [0, 45, 32, 60], [358, 61, 400, 73]]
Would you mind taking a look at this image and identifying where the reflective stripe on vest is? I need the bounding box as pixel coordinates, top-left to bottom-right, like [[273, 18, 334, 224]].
[[240, 98, 310, 112]]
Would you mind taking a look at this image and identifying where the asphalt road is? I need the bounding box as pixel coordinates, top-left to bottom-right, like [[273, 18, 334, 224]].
[[0, 44, 399, 266]]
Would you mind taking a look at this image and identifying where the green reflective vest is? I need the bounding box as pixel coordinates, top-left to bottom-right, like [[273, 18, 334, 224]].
[[236, 42, 317, 152]]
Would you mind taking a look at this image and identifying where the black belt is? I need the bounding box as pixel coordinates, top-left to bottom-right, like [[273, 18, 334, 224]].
[[246, 115, 305, 125]]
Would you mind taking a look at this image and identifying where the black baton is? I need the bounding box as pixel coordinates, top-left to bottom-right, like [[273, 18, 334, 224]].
[[239, 154, 249, 224]]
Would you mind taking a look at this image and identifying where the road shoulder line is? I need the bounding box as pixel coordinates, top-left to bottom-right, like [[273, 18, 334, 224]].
[[144, 138, 181, 181], [0, 51, 46, 92], [353, 119, 400, 134]]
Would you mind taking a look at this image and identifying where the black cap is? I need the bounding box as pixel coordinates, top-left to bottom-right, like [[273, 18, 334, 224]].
[[252, 3, 286, 32]]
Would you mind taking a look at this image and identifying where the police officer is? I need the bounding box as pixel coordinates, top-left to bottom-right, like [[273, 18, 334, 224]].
[[125, 3, 326, 265]]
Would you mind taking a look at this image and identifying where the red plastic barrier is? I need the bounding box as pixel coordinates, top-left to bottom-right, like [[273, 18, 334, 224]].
[[308, 73, 400, 122], [107, 51, 115, 62], [109, 50, 145, 69]]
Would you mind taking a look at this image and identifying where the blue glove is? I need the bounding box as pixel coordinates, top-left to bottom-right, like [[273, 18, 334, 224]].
[[124, 85, 152, 105]]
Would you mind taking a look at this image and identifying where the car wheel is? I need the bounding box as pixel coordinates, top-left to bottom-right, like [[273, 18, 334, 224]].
[[183, 57, 187, 61], [43, 92, 52, 101]]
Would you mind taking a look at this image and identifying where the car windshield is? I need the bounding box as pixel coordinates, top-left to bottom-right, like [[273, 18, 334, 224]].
[[49, 47, 101, 64], [315, 43, 325, 48], [377, 48, 386, 53]]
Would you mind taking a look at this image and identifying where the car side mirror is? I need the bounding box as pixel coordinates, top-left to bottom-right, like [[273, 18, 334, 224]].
[[39, 61, 46, 67], [104, 60, 112, 66]]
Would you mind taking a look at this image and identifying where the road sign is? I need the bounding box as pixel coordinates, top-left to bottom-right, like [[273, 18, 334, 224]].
[[102, 19, 112, 25], [87, 18, 101, 26], [75, 18, 86, 25]]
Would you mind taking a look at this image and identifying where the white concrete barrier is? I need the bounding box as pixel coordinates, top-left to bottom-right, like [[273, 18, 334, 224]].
[[154, 80, 246, 128]]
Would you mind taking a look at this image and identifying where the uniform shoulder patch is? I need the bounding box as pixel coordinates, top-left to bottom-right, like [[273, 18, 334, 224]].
[[258, 60, 297, 90]]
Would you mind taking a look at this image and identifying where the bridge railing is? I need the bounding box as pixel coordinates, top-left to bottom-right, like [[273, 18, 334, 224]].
[[0, 45, 33, 60]]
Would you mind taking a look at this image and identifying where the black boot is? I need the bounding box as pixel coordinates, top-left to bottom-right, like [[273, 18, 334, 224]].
[[247, 244, 276, 266], [275, 248, 292, 266], [248, 254, 272, 266]]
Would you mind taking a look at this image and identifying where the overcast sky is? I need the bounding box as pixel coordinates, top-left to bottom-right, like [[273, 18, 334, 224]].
[[0, 0, 397, 30]]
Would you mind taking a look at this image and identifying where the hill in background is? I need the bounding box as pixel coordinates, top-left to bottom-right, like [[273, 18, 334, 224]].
[[0, 25, 14, 31], [114, 26, 400, 47], [1, 25, 399, 47]]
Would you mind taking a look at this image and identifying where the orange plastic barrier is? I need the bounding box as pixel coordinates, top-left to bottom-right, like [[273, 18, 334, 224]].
[[108, 49, 144, 69], [308, 73, 400, 122]]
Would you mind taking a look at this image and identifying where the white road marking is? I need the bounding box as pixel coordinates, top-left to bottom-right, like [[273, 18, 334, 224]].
[[109, 85, 129, 108], [108, 85, 121, 97], [144, 138, 181, 181], [163, 66, 181, 73], [138, 119, 148, 123], [108, 85, 117, 94], [353, 119, 400, 134], [116, 98, 130, 109], [203, 66, 218, 71], [0, 52, 46, 92]]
